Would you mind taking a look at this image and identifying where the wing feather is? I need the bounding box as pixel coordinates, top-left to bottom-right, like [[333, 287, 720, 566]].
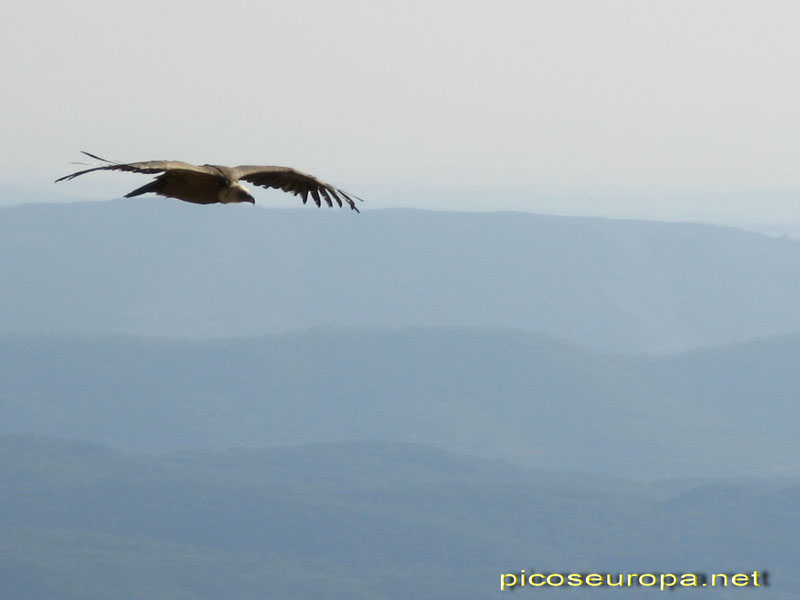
[[55, 152, 226, 204], [327, 188, 344, 208], [55, 151, 219, 182], [234, 165, 363, 212]]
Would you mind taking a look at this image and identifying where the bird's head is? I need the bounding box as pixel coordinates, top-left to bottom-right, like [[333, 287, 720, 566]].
[[220, 183, 255, 204]]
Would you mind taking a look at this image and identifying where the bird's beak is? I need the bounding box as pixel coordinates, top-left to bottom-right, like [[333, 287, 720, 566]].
[[247, 196, 255, 204]]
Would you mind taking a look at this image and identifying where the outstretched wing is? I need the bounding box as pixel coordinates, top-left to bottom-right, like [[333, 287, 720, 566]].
[[55, 151, 218, 183], [233, 165, 363, 212], [55, 152, 229, 204]]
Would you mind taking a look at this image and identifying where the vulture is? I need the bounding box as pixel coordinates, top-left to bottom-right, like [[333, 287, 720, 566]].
[[55, 151, 363, 212]]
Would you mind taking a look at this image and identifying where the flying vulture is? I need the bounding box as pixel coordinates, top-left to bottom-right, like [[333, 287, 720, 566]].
[[56, 151, 363, 212]]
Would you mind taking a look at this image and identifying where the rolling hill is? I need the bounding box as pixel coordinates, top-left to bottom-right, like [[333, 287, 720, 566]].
[[3, 200, 800, 352], [2, 330, 798, 479], [0, 436, 796, 599]]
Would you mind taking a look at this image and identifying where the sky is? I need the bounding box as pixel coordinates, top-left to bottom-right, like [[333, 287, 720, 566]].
[[2, 0, 800, 223]]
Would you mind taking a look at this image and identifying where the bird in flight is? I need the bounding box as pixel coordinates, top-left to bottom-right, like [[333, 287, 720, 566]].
[[56, 151, 363, 212]]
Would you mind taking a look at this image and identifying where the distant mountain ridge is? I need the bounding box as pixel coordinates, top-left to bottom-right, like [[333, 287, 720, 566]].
[[1, 435, 797, 599], [3, 329, 798, 479], [3, 200, 800, 352]]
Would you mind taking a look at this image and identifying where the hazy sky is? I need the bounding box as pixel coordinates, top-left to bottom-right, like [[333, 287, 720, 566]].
[[2, 0, 799, 222]]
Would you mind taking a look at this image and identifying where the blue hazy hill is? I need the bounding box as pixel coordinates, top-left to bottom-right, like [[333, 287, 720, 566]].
[[3, 199, 800, 352], [2, 329, 798, 480]]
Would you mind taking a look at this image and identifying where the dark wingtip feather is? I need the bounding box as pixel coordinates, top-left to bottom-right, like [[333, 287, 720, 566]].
[[55, 164, 113, 183], [327, 188, 344, 208], [337, 190, 362, 211], [56, 151, 121, 183], [80, 151, 120, 164], [319, 188, 334, 208]]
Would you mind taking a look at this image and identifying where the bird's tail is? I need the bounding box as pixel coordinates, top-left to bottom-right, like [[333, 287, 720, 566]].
[[124, 180, 160, 198]]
